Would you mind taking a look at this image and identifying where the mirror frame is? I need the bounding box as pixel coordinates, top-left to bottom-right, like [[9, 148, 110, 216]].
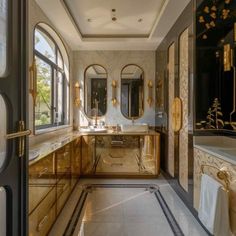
[[120, 64, 144, 120], [84, 64, 108, 119]]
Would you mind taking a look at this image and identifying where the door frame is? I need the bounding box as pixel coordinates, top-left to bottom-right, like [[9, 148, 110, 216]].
[[0, 0, 28, 235], [19, 1, 28, 235]]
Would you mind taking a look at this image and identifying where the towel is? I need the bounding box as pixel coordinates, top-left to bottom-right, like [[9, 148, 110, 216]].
[[198, 174, 231, 236]]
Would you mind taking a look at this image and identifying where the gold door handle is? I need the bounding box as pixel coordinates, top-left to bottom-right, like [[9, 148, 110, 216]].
[[6, 121, 31, 157], [171, 97, 182, 132], [6, 130, 31, 139]]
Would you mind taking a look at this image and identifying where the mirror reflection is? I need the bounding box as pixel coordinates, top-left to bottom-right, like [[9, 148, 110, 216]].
[[84, 65, 107, 117], [121, 65, 144, 119]]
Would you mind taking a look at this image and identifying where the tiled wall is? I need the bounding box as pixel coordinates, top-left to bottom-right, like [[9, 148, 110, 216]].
[[73, 51, 156, 127]]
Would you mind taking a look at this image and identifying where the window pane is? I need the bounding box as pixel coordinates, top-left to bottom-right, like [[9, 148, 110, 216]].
[[56, 72, 63, 124], [0, 0, 7, 76], [35, 29, 56, 63], [35, 57, 52, 127]]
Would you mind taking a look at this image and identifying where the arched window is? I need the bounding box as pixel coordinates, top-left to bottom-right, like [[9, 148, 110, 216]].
[[34, 24, 69, 129]]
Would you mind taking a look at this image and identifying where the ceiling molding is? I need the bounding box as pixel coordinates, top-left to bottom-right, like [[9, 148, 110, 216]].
[[34, 0, 191, 50], [61, 0, 167, 40]]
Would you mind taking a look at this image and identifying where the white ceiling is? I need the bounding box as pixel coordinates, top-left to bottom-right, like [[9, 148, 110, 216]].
[[35, 0, 191, 50], [64, 0, 165, 37]]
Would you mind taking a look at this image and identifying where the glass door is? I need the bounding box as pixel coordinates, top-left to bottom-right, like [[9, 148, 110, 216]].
[[0, 0, 28, 235]]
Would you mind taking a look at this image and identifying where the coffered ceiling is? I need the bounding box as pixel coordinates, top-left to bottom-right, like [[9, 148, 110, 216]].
[[35, 0, 191, 50]]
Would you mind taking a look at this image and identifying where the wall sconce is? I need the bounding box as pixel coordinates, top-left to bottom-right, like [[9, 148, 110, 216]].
[[29, 59, 37, 106], [111, 80, 117, 106], [74, 82, 81, 107], [147, 80, 153, 106], [223, 44, 232, 72]]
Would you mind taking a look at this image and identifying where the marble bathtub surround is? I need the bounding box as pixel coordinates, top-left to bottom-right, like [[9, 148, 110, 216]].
[[194, 136, 236, 165], [194, 147, 236, 234]]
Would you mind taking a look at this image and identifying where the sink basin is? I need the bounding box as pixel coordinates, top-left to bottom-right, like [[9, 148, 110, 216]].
[[80, 127, 107, 133], [120, 123, 149, 133]]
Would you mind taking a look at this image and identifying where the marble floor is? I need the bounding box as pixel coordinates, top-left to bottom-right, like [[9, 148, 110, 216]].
[[49, 177, 208, 236]]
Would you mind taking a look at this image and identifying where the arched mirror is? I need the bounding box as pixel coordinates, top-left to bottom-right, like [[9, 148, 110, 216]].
[[84, 64, 107, 117], [121, 65, 144, 119]]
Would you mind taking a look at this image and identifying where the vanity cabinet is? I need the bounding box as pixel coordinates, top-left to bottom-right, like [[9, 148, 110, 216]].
[[29, 153, 57, 236], [29, 139, 82, 235], [29, 189, 56, 236], [56, 143, 72, 214], [81, 134, 160, 176], [71, 137, 81, 188], [81, 136, 95, 174], [29, 153, 56, 214]]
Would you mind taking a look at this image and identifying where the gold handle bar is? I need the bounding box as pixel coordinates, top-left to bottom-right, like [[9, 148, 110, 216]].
[[6, 130, 31, 140], [201, 164, 230, 192]]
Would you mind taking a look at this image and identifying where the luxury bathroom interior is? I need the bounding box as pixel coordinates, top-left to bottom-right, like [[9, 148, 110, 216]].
[[1, 0, 236, 235]]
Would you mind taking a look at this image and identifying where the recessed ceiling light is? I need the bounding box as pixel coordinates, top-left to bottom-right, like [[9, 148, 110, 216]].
[[112, 9, 116, 12], [138, 18, 143, 22]]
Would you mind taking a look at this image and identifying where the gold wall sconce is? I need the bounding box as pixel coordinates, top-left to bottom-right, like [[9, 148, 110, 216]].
[[111, 80, 117, 106], [223, 44, 232, 72], [147, 80, 153, 106], [29, 59, 38, 106], [74, 82, 81, 107], [171, 97, 182, 132]]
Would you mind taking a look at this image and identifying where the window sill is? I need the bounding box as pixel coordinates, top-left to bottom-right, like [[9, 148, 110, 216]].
[[34, 124, 72, 136]]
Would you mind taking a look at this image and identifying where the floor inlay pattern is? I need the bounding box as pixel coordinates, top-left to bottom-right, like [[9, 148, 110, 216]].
[[63, 184, 184, 236]]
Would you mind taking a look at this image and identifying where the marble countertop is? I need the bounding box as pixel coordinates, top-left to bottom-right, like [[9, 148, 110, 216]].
[[29, 130, 159, 165], [194, 136, 236, 165]]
